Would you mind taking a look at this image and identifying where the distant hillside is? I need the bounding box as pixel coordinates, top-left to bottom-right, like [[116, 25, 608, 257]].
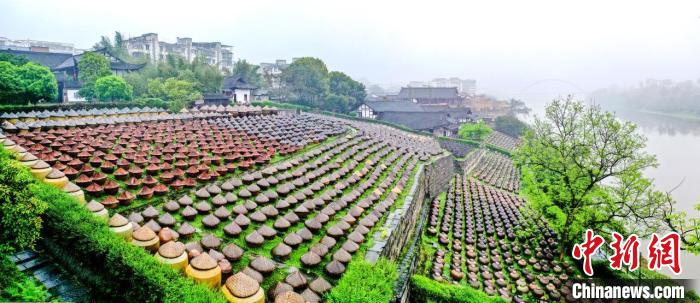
[[591, 79, 700, 116]]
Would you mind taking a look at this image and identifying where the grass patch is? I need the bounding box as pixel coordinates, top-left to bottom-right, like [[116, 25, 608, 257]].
[[326, 258, 398, 303]]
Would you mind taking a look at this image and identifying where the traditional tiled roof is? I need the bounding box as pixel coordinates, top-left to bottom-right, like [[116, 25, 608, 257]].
[[379, 112, 451, 131], [363, 101, 424, 112], [0, 49, 73, 69], [223, 76, 257, 90]]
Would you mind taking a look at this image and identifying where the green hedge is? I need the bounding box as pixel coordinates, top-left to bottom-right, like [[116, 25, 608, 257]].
[[0, 149, 48, 252], [410, 275, 507, 303], [0, 147, 226, 303], [326, 259, 398, 303]]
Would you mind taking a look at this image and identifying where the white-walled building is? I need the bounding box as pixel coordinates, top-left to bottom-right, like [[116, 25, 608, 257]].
[[223, 76, 256, 104], [257, 59, 289, 89]]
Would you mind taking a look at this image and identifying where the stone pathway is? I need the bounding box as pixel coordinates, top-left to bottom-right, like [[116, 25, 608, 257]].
[[9, 249, 90, 302]]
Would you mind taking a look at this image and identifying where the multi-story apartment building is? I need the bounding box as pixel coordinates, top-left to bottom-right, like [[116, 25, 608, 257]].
[[257, 59, 289, 89], [122, 33, 233, 72], [0, 36, 81, 54]]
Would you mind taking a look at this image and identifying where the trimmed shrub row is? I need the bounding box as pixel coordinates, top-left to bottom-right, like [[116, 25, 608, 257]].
[[0, 146, 226, 303], [0, 149, 48, 252], [409, 275, 507, 303], [326, 259, 399, 303]]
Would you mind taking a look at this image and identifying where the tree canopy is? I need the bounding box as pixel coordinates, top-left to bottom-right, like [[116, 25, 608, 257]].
[[78, 52, 112, 100], [458, 121, 493, 141], [281, 57, 329, 107], [0, 60, 57, 104], [145, 77, 202, 112], [328, 71, 366, 112], [514, 96, 676, 259], [280, 57, 365, 113], [232, 60, 263, 88], [494, 115, 528, 137], [94, 75, 133, 101]]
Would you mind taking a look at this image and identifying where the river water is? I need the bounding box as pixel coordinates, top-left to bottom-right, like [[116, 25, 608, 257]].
[[614, 109, 700, 287], [520, 95, 700, 289]]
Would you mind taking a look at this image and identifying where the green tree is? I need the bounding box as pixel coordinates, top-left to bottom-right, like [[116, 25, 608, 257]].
[[146, 78, 166, 99], [94, 75, 133, 101], [515, 97, 667, 260], [93, 35, 113, 51], [508, 98, 531, 115], [281, 57, 329, 107], [0, 53, 29, 66], [123, 72, 148, 97], [494, 115, 528, 137], [162, 78, 201, 112], [458, 121, 492, 141], [78, 52, 111, 100], [328, 71, 366, 112], [232, 59, 263, 88], [0, 61, 57, 104], [0, 62, 23, 103], [17, 63, 57, 102]]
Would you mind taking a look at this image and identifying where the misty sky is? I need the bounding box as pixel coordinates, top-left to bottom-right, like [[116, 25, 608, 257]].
[[2, 0, 699, 103]]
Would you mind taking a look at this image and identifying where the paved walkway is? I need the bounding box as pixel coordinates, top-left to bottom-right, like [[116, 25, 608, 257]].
[[9, 249, 90, 302]]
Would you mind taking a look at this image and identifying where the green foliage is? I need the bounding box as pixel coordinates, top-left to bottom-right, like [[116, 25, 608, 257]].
[[327, 71, 366, 112], [280, 58, 366, 113], [162, 78, 201, 112], [0, 147, 226, 302], [18, 63, 58, 102], [0, 148, 48, 251], [146, 77, 202, 111], [0, 53, 29, 66], [0, 61, 23, 103], [77, 52, 112, 100], [409, 275, 507, 303], [0, 61, 57, 104], [507, 98, 531, 115], [129, 54, 222, 97], [94, 75, 133, 101], [3, 278, 51, 302], [514, 96, 665, 257], [493, 115, 528, 137], [0, 254, 51, 302], [326, 259, 398, 303], [232, 59, 263, 88], [281, 57, 329, 107], [458, 121, 492, 141], [133, 97, 168, 108], [123, 72, 149, 96]]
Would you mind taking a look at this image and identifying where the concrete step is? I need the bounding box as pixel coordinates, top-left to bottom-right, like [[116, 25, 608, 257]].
[[17, 256, 49, 272]]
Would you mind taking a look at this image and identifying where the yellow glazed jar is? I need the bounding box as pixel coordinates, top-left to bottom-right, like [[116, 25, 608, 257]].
[[186, 253, 222, 288]]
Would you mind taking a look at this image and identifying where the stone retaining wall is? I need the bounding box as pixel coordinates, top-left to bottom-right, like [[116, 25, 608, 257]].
[[364, 153, 455, 302], [365, 153, 454, 263]]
